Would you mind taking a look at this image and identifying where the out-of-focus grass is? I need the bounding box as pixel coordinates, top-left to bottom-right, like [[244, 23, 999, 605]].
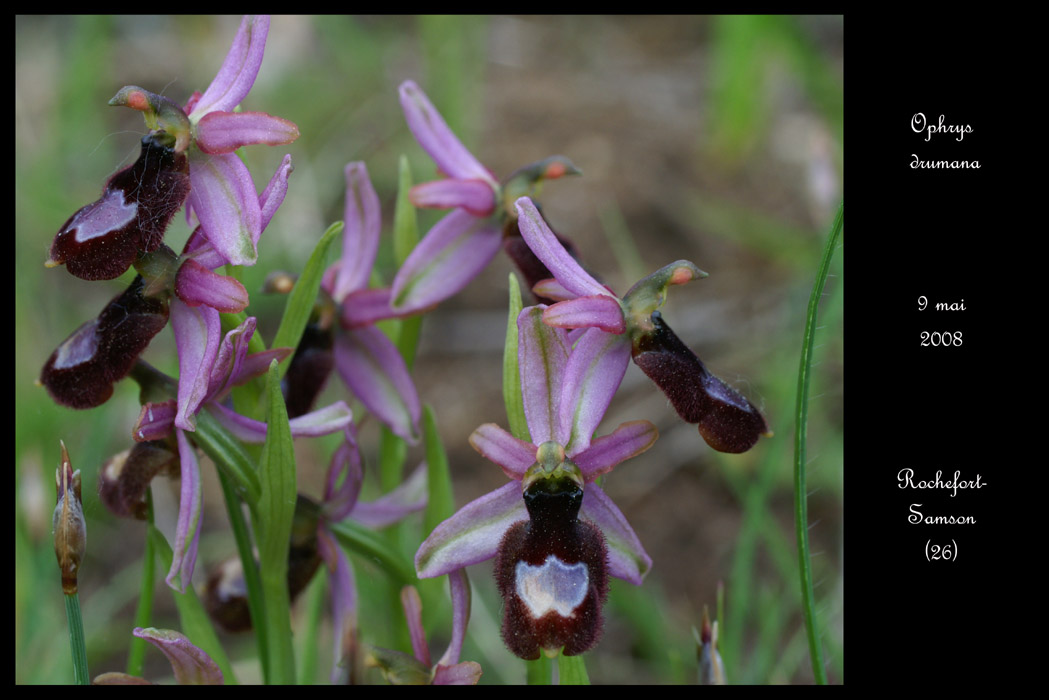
[[16, 15, 842, 684]]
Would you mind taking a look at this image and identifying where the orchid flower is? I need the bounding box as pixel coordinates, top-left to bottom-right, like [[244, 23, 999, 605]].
[[415, 305, 655, 659], [515, 196, 772, 454], [108, 15, 298, 268], [123, 314, 352, 593], [93, 628, 223, 685], [313, 161, 424, 443], [366, 577, 482, 685], [391, 80, 581, 313]]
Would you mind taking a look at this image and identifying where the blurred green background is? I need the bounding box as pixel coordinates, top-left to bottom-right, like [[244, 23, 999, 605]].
[[15, 15, 842, 684]]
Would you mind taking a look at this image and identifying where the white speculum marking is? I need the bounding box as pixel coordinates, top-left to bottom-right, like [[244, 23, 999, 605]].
[[53, 320, 100, 369], [72, 189, 138, 243], [515, 555, 589, 618]]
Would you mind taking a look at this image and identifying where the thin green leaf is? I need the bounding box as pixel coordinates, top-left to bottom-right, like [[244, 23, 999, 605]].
[[393, 154, 419, 267], [794, 201, 842, 685], [126, 489, 156, 677], [503, 273, 529, 442], [271, 221, 343, 380], [257, 359, 298, 684], [148, 526, 237, 684], [422, 404, 454, 535], [215, 467, 269, 683]]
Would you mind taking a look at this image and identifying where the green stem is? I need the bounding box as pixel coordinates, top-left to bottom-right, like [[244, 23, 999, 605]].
[[64, 592, 89, 684], [556, 653, 589, 685], [216, 467, 270, 683], [126, 489, 156, 677], [793, 201, 842, 685], [526, 655, 552, 685]]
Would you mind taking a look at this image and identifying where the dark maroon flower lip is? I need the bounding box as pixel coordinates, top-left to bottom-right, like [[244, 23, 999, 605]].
[[494, 475, 609, 659], [632, 311, 772, 454], [40, 275, 170, 410], [47, 134, 190, 281]]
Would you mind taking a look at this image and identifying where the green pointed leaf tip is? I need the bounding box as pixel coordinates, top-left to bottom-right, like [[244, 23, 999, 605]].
[[258, 359, 298, 683], [273, 221, 342, 380]]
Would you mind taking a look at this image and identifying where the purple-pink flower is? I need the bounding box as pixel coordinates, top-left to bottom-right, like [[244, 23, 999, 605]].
[[515, 196, 772, 454], [320, 162, 424, 444], [415, 305, 655, 658], [390, 80, 581, 314]]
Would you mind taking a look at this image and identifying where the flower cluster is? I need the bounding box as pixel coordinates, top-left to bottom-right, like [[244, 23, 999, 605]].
[[36, 15, 774, 684]]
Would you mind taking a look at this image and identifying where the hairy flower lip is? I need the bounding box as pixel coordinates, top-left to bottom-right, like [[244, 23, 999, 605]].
[[415, 307, 655, 602]]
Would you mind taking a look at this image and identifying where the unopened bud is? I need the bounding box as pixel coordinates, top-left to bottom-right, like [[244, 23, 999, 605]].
[[53, 441, 86, 595], [696, 607, 726, 685]]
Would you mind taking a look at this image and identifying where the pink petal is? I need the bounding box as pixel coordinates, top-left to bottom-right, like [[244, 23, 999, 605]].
[[194, 110, 299, 154], [515, 197, 611, 299], [517, 305, 570, 445], [332, 162, 382, 303], [573, 420, 658, 481], [409, 179, 496, 216], [174, 258, 249, 313], [415, 481, 526, 579], [350, 462, 428, 528], [318, 527, 358, 685], [339, 287, 429, 328], [436, 568, 472, 668], [333, 325, 421, 444], [207, 401, 354, 443], [580, 483, 651, 585], [189, 15, 270, 119], [401, 586, 431, 667], [468, 423, 536, 480], [542, 295, 626, 333], [558, 328, 631, 456], [432, 662, 483, 685], [172, 300, 222, 432], [188, 151, 261, 267], [531, 278, 575, 302], [132, 627, 223, 685], [166, 429, 203, 593], [399, 80, 496, 185], [389, 209, 502, 312], [323, 431, 363, 521], [259, 154, 294, 234], [133, 400, 177, 442]]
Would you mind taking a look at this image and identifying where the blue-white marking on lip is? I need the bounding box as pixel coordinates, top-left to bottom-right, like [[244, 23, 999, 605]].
[[515, 555, 589, 618]]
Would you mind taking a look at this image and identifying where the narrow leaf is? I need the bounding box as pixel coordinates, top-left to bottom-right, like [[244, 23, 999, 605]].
[[272, 221, 343, 380], [257, 359, 297, 683], [794, 201, 841, 685]]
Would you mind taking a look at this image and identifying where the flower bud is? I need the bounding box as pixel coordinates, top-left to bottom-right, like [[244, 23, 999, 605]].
[[40, 275, 170, 409], [47, 133, 190, 281], [631, 311, 770, 453], [53, 441, 86, 595], [494, 471, 608, 659]]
